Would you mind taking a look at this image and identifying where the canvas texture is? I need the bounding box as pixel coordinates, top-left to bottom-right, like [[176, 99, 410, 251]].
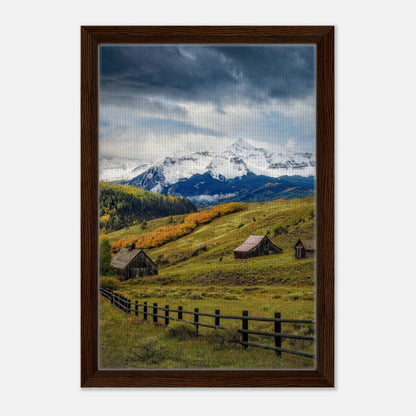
[[98, 45, 316, 369]]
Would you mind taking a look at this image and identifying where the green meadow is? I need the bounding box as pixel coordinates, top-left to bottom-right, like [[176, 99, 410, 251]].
[[100, 196, 316, 369]]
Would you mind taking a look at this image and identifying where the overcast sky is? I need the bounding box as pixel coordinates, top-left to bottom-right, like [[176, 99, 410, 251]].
[[99, 45, 316, 162]]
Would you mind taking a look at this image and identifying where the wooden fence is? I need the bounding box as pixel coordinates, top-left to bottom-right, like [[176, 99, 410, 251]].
[[100, 286, 315, 360]]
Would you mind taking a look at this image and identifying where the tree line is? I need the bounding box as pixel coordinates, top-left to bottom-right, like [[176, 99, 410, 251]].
[[99, 182, 197, 232]]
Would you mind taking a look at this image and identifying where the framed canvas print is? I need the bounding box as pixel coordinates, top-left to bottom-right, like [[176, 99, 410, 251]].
[[81, 26, 334, 387]]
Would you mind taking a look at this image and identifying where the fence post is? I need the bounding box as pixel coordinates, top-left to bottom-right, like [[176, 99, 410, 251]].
[[178, 306, 183, 320], [127, 298, 131, 314], [153, 303, 158, 324], [274, 312, 282, 357], [111, 291, 114, 305], [143, 301, 147, 320], [242, 310, 248, 349], [194, 308, 199, 334], [215, 309, 220, 327], [165, 305, 169, 326], [135, 301, 138, 317]]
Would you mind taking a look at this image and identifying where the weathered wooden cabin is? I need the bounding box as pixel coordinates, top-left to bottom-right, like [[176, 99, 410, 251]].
[[233, 235, 283, 259], [294, 238, 315, 259], [111, 242, 158, 281]]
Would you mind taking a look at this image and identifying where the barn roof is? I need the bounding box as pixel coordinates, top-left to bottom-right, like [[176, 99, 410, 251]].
[[294, 238, 315, 250], [234, 235, 267, 253], [111, 248, 157, 270]]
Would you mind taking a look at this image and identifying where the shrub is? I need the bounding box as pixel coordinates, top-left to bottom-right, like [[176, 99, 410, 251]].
[[155, 254, 169, 265], [133, 338, 167, 364], [111, 202, 245, 253], [111, 237, 138, 255], [99, 276, 120, 290], [273, 224, 289, 236], [187, 292, 204, 300], [124, 277, 142, 285], [237, 223, 244, 229], [191, 244, 207, 257], [206, 326, 241, 349], [137, 292, 151, 298], [166, 323, 198, 340], [300, 325, 315, 336]]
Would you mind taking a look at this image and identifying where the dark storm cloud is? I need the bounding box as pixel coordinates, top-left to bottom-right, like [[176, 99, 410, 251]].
[[212, 46, 315, 99], [99, 45, 316, 161], [99, 45, 315, 106]]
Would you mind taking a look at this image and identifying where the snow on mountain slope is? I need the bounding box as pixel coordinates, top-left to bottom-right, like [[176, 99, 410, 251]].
[[207, 154, 249, 180], [100, 139, 315, 187], [224, 139, 316, 177], [161, 153, 213, 184], [99, 158, 149, 182]]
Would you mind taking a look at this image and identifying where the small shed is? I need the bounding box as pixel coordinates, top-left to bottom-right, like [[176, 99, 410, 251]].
[[111, 242, 158, 281], [233, 235, 283, 259], [294, 238, 315, 259]]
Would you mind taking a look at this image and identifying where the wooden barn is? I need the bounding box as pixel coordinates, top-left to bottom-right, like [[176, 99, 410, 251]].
[[233, 235, 283, 259], [294, 238, 315, 259], [111, 242, 158, 281]]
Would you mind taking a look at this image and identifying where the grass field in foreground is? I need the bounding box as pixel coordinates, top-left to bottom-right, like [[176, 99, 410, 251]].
[[99, 297, 315, 369], [114, 284, 315, 320]]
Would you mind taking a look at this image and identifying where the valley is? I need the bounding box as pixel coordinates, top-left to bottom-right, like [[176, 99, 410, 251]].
[[100, 196, 316, 369]]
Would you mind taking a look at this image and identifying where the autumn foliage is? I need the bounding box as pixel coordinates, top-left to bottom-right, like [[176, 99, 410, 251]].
[[111, 202, 245, 254]]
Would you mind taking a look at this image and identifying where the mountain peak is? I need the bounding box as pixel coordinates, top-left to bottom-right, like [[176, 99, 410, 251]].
[[102, 138, 315, 185], [230, 138, 256, 151]]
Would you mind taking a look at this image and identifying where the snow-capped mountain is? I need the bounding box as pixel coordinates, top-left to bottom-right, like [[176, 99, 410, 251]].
[[100, 140, 315, 204], [100, 139, 315, 205], [221, 139, 315, 179], [127, 139, 314, 188], [99, 157, 150, 182]]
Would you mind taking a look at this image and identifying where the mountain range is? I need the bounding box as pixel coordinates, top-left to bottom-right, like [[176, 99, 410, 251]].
[[100, 139, 315, 205]]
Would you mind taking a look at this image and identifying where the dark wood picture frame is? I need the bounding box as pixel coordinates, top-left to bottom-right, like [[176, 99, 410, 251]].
[[81, 26, 334, 387]]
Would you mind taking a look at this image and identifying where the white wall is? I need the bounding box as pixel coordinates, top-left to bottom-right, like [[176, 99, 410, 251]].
[[1, 1, 415, 415]]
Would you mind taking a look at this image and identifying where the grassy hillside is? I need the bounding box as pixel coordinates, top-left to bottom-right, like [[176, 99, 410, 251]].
[[106, 196, 315, 285], [99, 182, 196, 232], [100, 196, 316, 369], [110, 202, 245, 253]]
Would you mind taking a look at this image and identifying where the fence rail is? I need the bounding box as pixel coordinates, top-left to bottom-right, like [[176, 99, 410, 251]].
[[100, 286, 315, 360]]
